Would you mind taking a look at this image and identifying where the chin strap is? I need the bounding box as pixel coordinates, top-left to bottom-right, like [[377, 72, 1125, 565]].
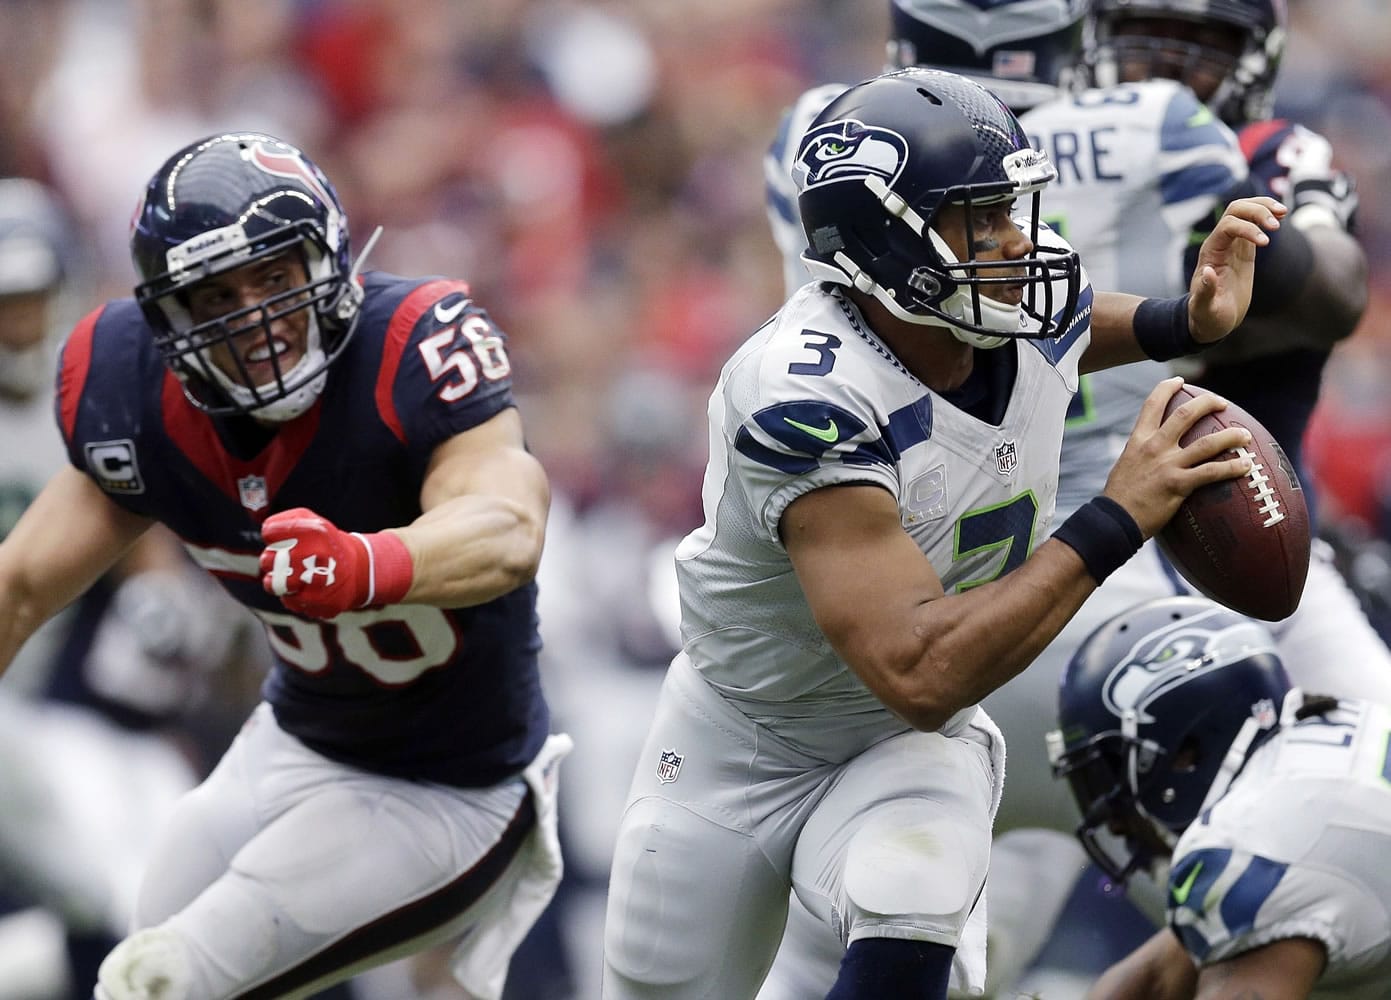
[[1197, 687, 1297, 817]]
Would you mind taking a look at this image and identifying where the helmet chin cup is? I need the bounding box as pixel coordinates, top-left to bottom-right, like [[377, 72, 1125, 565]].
[[948, 321, 1013, 350]]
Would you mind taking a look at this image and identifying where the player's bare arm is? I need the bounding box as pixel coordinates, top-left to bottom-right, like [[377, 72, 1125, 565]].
[[1082, 197, 1285, 373], [1087, 928, 1196, 1000], [1191, 938, 1325, 1000], [0, 465, 154, 676], [784, 382, 1248, 731], [403, 405, 551, 607], [1202, 217, 1366, 364]]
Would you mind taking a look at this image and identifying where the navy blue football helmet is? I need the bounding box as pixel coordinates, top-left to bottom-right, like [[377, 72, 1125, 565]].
[[131, 132, 364, 421], [795, 68, 1080, 348], [1047, 596, 1291, 883], [887, 0, 1090, 112], [1086, 0, 1286, 125]]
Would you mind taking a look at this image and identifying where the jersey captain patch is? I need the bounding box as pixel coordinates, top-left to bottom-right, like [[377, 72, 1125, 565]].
[[84, 439, 144, 494]]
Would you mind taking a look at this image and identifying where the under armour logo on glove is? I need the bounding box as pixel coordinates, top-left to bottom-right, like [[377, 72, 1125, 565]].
[[264, 542, 338, 592], [260, 507, 414, 619]]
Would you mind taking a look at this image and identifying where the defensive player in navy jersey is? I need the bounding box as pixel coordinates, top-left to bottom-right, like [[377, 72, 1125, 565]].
[[0, 132, 568, 1000]]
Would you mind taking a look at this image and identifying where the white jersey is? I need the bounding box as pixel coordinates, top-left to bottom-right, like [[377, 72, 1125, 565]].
[[763, 82, 847, 295], [1020, 79, 1248, 518], [674, 277, 1090, 763], [1169, 694, 1391, 996]]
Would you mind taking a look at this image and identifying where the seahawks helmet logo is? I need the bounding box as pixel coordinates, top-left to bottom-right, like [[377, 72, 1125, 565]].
[[1100, 615, 1278, 724], [794, 119, 909, 192]]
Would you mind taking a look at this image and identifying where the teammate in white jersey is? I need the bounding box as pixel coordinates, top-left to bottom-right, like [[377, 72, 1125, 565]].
[[766, 2, 1385, 993], [1050, 595, 1391, 999], [993, 1, 1385, 986], [603, 65, 1281, 1000]]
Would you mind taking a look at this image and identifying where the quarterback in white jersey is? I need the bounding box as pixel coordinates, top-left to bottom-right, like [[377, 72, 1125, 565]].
[[1052, 596, 1391, 999], [604, 65, 1281, 1000]]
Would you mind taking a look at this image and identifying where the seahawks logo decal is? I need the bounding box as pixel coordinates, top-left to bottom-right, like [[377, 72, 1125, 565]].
[[794, 119, 909, 192], [1100, 612, 1278, 724]]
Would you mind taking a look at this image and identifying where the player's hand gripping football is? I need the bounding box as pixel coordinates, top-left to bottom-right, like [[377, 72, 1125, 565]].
[[1187, 196, 1286, 345], [260, 508, 414, 619], [1100, 377, 1253, 540]]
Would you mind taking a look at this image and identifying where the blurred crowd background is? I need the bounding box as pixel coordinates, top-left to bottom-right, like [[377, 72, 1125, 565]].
[[0, 0, 1388, 997]]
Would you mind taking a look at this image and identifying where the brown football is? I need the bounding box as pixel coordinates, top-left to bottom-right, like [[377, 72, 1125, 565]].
[[1155, 383, 1310, 622]]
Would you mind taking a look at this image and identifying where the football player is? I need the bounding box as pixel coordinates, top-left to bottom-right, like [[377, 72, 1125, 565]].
[[0, 133, 569, 1000], [1050, 596, 1391, 998], [994, 0, 1384, 984], [603, 66, 1281, 1000], [765, 1, 1384, 993]]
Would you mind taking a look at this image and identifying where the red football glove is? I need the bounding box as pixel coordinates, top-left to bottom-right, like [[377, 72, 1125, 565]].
[[259, 508, 414, 619]]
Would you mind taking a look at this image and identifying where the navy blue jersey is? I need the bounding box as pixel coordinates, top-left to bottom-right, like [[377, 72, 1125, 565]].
[[54, 272, 549, 787]]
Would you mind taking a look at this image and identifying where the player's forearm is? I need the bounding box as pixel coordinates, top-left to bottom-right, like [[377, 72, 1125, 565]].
[[0, 578, 49, 678], [1259, 225, 1366, 346], [0, 468, 153, 678], [395, 492, 548, 608], [891, 541, 1098, 729], [1088, 930, 1197, 1000], [1082, 291, 1150, 371]]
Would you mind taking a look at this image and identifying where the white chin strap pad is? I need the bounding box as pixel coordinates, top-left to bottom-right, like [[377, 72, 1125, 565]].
[[205, 313, 329, 422]]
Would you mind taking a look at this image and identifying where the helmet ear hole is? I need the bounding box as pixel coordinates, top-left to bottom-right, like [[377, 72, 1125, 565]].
[[854, 215, 894, 258], [1171, 736, 1201, 773]]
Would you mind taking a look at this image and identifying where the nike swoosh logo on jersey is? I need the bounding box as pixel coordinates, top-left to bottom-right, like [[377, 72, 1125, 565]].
[[1171, 861, 1203, 906], [783, 416, 839, 443], [434, 300, 468, 324], [1186, 105, 1215, 128]]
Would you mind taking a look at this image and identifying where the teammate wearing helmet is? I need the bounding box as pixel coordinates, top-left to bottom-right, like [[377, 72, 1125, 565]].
[[764, 2, 1378, 993], [1050, 596, 1391, 998], [765, 0, 1090, 298], [604, 66, 1279, 1000], [0, 132, 569, 1000], [991, 0, 1382, 986]]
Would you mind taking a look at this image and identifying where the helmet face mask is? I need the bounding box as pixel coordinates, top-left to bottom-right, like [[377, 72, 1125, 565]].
[[795, 68, 1081, 349], [1086, 0, 1287, 125], [1047, 597, 1291, 885], [131, 133, 363, 422]]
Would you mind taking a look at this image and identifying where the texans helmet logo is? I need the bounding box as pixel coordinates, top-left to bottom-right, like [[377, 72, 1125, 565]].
[[1100, 613, 1279, 724], [794, 119, 909, 192], [246, 141, 335, 209]]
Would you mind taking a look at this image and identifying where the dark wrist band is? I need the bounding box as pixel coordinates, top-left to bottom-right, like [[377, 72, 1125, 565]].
[[1133, 294, 1203, 361], [1053, 496, 1144, 584]]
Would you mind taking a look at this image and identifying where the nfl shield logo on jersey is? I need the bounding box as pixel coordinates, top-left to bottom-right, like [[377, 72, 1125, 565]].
[[238, 475, 269, 512], [656, 748, 684, 784], [994, 440, 1018, 476]]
